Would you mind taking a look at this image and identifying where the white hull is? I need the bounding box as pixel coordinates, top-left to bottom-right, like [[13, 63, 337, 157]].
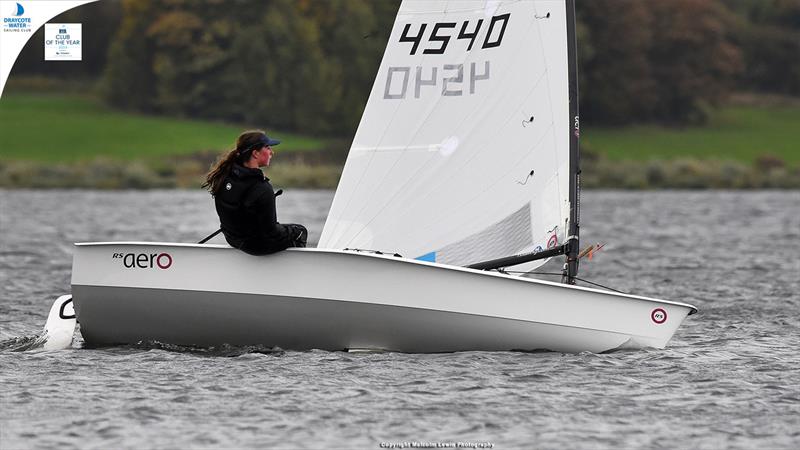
[[71, 243, 697, 353]]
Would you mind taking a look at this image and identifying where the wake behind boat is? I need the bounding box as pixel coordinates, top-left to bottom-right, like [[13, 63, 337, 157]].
[[67, 0, 697, 352]]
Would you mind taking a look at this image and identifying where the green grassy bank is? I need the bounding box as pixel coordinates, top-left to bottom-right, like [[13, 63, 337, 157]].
[[0, 92, 340, 188], [0, 91, 797, 189], [0, 93, 325, 162], [584, 105, 800, 165]]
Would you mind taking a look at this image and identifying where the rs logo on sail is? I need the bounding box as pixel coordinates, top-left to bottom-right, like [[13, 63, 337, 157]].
[[112, 252, 173, 269]]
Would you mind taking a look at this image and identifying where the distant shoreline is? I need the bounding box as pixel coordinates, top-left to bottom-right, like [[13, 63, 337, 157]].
[[2, 89, 797, 190], [0, 157, 796, 190]]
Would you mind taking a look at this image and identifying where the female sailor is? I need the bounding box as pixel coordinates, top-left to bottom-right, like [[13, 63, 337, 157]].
[[203, 130, 307, 255]]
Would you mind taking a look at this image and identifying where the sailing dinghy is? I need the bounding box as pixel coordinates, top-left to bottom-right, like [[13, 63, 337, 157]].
[[69, 0, 697, 353]]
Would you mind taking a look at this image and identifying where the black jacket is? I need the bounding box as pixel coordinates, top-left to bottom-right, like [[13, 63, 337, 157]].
[[214, 164, 292, 255]]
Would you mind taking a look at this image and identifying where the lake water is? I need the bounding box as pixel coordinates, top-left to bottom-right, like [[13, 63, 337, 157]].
[[1, 189, 798, 449]]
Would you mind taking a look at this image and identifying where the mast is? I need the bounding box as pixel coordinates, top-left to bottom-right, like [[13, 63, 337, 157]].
[[562, 0, 581, 285]]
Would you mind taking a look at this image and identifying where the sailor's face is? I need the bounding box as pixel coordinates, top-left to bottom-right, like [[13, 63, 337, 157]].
[[254, 145, 273, 167]]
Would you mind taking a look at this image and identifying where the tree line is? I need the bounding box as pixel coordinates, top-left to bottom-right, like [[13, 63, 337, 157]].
[[12, 0, 800, 135]]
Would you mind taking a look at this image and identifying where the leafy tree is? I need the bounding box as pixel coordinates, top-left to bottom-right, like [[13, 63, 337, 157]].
[[647, 0, 743, 123], [14, 0, 795, 132], [99, 0, 382, 134], [722, 0, 800, 95], [577, 0, 742, 125], [578, 0, 656, 125], [306, 0, 398, 133], [101, 0, 158, 111]]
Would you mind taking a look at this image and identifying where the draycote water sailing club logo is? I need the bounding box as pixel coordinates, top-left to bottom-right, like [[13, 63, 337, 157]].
[[3, 3, 32, 32], [113, 252, 173, 269]]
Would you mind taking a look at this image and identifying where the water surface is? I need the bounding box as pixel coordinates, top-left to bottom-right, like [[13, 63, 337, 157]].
[[1, 190, 798, 448]]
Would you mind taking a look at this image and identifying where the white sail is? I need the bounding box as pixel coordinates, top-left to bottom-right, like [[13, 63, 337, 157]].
[[320, 0, 574, 269]]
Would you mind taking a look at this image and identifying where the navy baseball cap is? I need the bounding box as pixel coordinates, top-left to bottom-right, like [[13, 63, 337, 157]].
[[256, 134, 280, 147]]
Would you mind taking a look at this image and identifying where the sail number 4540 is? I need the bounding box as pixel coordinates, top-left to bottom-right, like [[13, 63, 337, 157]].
[[398, 14, 510, 55], [384, 14, 510, 100]]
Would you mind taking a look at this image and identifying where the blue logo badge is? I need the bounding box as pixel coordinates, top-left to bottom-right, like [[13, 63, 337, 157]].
[[3, 2, 31, 32]]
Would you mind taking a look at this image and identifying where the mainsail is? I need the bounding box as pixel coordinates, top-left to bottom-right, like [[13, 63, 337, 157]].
[[320, 0, 579, 271]]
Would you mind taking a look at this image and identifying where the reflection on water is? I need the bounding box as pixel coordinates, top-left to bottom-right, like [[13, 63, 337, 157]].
[[1, 189, 798, 448]]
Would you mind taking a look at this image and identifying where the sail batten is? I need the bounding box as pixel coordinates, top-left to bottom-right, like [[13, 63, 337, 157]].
[[321, 0, 575, 269]]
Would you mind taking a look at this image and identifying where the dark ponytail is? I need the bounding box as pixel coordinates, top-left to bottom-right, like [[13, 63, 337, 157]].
[[203, 130, 267, 194]]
